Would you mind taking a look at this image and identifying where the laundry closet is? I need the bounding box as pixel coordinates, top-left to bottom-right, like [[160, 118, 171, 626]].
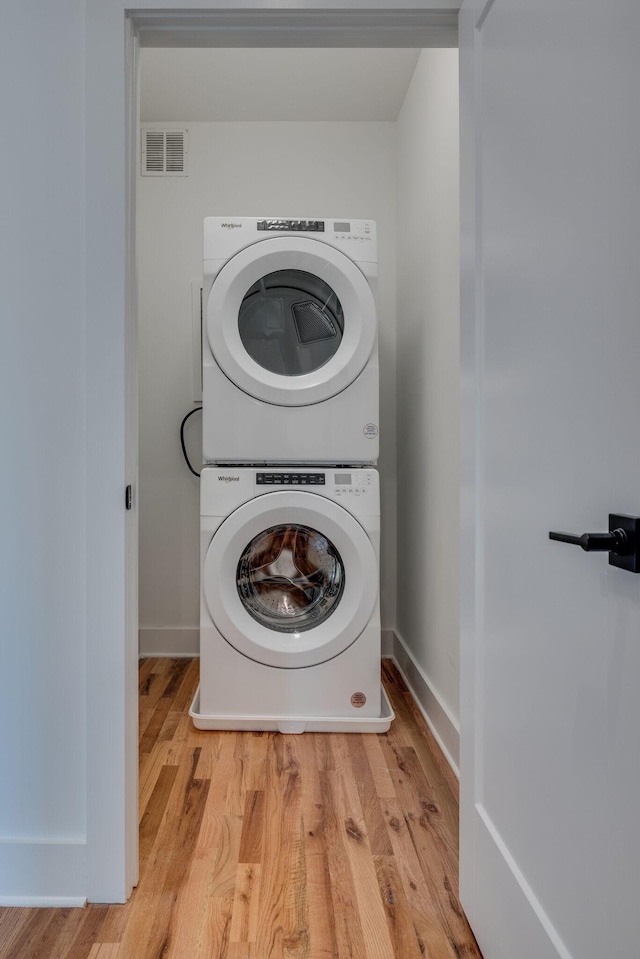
[[136, 47, 460, 754]]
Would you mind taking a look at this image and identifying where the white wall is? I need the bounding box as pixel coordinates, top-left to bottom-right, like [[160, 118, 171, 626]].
[[395, 50, 460, 757], [137, 120, 397, 650], [0, 1, 87, 903]]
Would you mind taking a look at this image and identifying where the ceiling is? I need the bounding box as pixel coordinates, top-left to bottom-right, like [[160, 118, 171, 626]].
[[140, 48, 422, 123]]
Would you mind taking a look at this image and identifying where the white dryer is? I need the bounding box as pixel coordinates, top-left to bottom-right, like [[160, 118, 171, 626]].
[[191, 466, 393, 732], [202, 217, 379, 465]]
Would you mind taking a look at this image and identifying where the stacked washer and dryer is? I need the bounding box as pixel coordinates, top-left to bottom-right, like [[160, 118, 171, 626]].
[[190, 217, 393, 732]]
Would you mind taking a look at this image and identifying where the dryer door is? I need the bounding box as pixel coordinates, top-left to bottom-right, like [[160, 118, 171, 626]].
[[206, 236, 376, 407], [203, 490, 377, 668]]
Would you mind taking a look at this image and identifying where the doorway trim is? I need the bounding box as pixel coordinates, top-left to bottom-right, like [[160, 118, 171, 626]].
[[87, 1, 460, 902]]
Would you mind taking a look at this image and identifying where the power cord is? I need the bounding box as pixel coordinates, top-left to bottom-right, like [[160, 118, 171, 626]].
[[180, 406, 202, 477]]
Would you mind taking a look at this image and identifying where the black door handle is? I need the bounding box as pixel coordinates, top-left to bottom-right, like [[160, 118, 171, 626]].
[[549, 514, 640, 572], [549, 529, 630, 554]]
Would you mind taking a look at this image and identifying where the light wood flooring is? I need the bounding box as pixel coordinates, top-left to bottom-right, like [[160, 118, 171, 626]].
[[0, 658, 482, 959]]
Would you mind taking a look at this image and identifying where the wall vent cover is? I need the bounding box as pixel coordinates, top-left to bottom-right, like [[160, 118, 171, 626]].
[[141, 128, 188, 176]]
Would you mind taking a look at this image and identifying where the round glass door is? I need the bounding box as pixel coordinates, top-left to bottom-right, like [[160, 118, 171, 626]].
[[237, 523, 345, 632], [205, 237, 377, 407], [202, 489, 378, 668], [238, 270, 344, 377]]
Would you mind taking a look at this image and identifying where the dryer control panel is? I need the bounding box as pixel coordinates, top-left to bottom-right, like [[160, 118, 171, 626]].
[[204, 217, 377, 263]]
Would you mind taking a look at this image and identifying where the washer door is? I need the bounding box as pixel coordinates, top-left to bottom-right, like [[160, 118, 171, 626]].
[[206, 236, 376, 407], [203, 490, 378, 668]]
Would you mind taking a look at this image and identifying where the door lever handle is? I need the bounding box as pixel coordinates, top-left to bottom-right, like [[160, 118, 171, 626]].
[[549, 529, 629, 554], [549, 514, 640, 572]]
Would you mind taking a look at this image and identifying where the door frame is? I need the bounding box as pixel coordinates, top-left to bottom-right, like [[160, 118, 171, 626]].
[[89, 2, 460, 902]]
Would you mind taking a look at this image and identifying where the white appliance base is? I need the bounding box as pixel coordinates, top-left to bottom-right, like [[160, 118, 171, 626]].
[[189, 683, 394, 734]]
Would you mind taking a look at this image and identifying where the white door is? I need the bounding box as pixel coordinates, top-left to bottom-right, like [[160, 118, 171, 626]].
[[206, 237, 377, 406], [460, 2, 640, 957]]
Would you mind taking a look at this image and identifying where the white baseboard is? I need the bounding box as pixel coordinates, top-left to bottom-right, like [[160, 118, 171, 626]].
[[385, 631, 460, 777], [139, 627, 200, 658], [0, 895, 87, 907], [0, 839, 86, 906], [381, 628, 395, 656]]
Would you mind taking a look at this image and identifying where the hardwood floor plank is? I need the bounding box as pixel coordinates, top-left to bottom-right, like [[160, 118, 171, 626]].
[[138, 739, 181, 816], [163, 852, 213, 959], [0, 910, 30, 959], [156, 707, 182, 744], [137, 657, 154, 691], [91, 904, 129, 950], [53, 906, 111, 959], [244, 731, 271, 792], [380, 747, 481, 958], [253, 736, 311, 958], [281, 772, 310, 958], [382, 666, 459, 808], [227, 944, 257, 959], [0, 909, 58, 959], [382, 797, 460, 959], [170, 657, 200, 713], [139, 763, 179, 861], [319, 770, 367, 959], [314, 732, 334, 772], [347, 735, 393, 856], [88, 945, 121, 958], [361, 731, 397, 799], [160, 814, 240, 959], [139, 696, 173, 754], [208, 816, 244, 899], [139, 658, 173, 709], [229, 863, 261, 944], [161, 658, 191, 700], [238, 790, 266, 863], [374, 855, 427, 959], [200, 895, 234, 959], [197, 734, 236, 836], [328, 769, 395, 959], [300, 735, 340, 959], [399, 688, 459, 803]]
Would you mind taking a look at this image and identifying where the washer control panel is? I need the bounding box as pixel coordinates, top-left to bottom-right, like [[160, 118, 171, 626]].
[[333, 470, 375, 497], [255, 471, 375, 494], [257, 472, 325, 486], [204, 468, 378, 517], [257, 219, 325, 232]]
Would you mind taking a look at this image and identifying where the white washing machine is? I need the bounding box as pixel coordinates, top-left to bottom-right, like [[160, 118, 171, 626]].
[[191, 466, 393, 732], [202, 217, 379, 466]]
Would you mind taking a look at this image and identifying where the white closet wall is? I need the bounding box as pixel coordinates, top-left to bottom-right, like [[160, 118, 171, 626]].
[[395, 49, 461, 759], [137, 120, 397, 653]]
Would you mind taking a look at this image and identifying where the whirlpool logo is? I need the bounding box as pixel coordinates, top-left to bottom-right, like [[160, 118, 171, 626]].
[[218, 475, 240, 483], [220, 222, 242, 229]]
